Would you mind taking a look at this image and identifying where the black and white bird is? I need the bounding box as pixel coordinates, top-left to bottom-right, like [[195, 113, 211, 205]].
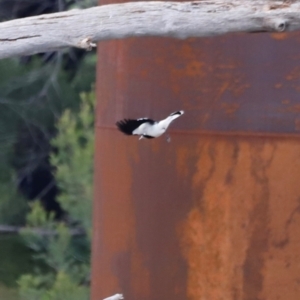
[[103, 294, 124, 300], [116, 110, 184, 140]]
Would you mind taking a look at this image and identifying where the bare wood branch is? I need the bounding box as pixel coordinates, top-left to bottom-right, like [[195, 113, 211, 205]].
[[0, 0, 300, 59], [0, 224, 85, 236]]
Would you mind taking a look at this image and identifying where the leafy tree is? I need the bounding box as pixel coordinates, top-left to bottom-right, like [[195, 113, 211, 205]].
[[0, 51, 96, 223], [18, 91, 94, 299], [0, 181, 28, 224], [0, 0, 97, 224], [0, 3, 96, 298], [51, 91, 94, 235]]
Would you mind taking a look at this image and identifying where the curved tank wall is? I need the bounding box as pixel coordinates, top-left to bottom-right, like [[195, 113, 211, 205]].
[[91, 16, 300, 300]]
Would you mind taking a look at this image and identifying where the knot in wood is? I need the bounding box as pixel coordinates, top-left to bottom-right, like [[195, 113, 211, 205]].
[[275, 20, 287, 32], [264, 18, 288, 32], [79, 37, 97, 51]]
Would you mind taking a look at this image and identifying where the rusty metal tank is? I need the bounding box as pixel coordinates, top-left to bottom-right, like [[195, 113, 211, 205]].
[[91, 7, 300, 298]]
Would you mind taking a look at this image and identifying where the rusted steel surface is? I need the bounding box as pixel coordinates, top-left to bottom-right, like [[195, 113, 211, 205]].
[[94, 33, 300, 135], [92, 22, 300, 300]]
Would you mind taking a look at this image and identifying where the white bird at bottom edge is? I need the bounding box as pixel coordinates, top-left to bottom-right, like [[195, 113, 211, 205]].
[[116, 110, 184, 140], [103, 293, 124, 300]]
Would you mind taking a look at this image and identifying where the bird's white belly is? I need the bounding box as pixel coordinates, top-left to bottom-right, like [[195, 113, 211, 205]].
[[133, 123, 165, 137], [146, 126, 165, 137]]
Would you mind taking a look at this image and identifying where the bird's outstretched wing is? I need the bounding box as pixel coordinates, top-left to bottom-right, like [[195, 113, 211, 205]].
[[116, 118, 155, 135]]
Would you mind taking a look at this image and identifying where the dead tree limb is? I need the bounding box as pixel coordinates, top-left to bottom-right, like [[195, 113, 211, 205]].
[[0, 224, 85, 236], [0, 0, 300, 59]]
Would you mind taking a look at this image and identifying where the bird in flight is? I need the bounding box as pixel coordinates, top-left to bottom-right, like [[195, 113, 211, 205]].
[[116, 110, 184, 140], [103, 294, 124, 300]]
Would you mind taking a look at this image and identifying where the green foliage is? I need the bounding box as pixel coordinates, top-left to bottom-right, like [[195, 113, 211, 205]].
[[21, 202, 55, 254], [18, 91, 95, 299], [51, 91, 95, 235], [19, 271, 89, 300], [25, 202, 55, 228], [0, 179, 28, 224], [0, 235, 34, 288], [46, 271, 89, 300], [0, 3, 97, 297], [0, 284, 18, 300], [18, 275, 47, 300], [0, 52, 96, 225]]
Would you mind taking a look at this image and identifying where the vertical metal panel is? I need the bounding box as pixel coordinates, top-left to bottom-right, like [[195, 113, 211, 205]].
[[92, 19, 300, 300]]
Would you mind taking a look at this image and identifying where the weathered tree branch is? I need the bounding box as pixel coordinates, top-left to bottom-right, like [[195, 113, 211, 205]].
[[0, 224, 85, 236], [0, 0, 300, 59]]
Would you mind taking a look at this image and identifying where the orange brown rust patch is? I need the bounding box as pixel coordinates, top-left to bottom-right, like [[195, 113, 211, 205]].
[[178, 137, 300, 300]]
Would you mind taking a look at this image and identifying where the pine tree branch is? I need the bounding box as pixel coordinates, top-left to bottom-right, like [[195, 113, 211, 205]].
[[0, 0, 300, 59]]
